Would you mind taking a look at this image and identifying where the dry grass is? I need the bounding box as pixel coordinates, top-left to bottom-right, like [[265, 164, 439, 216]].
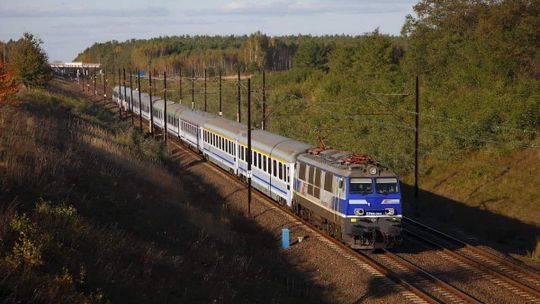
[[400, 144, 540, 260], [0, 79, 324, 303]]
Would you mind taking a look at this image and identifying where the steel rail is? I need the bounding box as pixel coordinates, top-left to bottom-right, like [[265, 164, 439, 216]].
[[404, 217, 540, 288], [403, 221, 540, 301]]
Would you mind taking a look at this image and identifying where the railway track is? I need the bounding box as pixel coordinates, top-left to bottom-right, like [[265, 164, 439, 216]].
[[365, 249, 483, 304], [403, 217, 540, 303], [77, 80, 525, 303], [165, 135, 442, 304], [169, 137, 485, 304]]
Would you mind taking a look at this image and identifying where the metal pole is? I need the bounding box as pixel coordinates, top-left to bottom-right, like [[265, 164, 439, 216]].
[[138, 69, 143, 132], [237, 66, 241, 123], [219, 68, 222, 116], [103, 68, 107, 100], [123, 68, 127, 119], [262, 69, 266, 130], [129, 69, 134, 126], [118, 68, 122, 119], [191, 69, 195, 110], [247, 78, 252, 218], [93, 67, 97, 96], [81, 68, 85, 91], [204, 68, 207, 112], [414, 75, 420, 208], [179, 67, 182, 102], [163, 71, 168, 144], [149, 70, 154, 135]]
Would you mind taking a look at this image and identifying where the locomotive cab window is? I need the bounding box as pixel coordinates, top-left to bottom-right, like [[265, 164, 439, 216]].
[[376, 178, 399, 194], [350, 178, 373, 194]]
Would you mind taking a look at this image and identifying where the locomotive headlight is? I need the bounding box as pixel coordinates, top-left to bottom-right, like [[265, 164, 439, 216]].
[[369, 167, 378, 175], [354, 208, 365, 216], [385, 208, 395, 216]]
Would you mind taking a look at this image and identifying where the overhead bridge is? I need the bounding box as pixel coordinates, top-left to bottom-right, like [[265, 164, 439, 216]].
[[50, 62, 101, 77]]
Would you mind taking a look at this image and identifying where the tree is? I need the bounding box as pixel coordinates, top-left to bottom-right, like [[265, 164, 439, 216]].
[[9, 33, 51, 88], [0, 55, 18, 101], [293, 41, 333, 72]]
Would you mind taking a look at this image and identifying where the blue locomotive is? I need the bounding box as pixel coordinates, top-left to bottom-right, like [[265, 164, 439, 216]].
[[113, 85, 402, 249]]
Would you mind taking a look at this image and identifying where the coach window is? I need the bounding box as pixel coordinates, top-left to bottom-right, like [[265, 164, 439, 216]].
[[315, 169, 322, 187], [273, 160, 277, 177], [308, 166, 315, 185], [299, 163, 306, 180], [263, 155, 267, 172], [278, 163, 283, 180]]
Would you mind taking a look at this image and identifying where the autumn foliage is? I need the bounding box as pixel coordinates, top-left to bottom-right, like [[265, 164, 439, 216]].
[[0, 57, 18, 101]]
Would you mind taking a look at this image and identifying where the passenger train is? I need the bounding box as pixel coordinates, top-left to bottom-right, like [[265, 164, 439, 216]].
[[113, 85, 402, 249]]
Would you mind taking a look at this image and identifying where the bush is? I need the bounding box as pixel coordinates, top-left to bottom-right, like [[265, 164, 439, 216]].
[[8, 33, 52, 88]]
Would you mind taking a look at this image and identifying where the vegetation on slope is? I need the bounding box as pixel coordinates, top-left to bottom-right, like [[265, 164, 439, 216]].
[[0, 79, 324, 303]]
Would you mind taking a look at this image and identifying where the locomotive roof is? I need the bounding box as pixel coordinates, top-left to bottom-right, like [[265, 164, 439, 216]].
[[238, 129, 311, 163], [297, 149, 397, 178]]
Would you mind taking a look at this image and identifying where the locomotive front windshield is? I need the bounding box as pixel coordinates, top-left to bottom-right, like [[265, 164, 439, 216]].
[[376, 178, 399, 194], [350, 178, 372, 194]]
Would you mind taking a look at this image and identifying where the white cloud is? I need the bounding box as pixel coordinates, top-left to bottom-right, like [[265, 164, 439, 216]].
[[219, 0, 414, 15]]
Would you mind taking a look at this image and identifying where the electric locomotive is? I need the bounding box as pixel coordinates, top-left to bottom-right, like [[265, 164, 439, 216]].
[[293, 148, 402, 249]]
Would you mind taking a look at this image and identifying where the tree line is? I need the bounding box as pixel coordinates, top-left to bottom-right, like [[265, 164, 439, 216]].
[[75, 0, 539, 172]]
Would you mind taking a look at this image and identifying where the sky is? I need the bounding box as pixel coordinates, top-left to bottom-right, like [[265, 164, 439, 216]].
[[0, 0, 417, 62]]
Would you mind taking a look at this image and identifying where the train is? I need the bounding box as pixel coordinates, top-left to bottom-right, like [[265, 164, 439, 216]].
[[112, 85, 402, 249]]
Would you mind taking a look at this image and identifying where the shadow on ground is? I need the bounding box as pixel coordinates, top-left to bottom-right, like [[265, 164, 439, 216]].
[[400, 183, 540, 258]]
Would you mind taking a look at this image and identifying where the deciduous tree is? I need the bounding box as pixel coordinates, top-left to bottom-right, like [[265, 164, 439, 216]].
[[0, 56, 18, 101], [9, 33, 51, 88]]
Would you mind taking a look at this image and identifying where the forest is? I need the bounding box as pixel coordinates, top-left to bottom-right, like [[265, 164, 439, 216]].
[[76, 0, 539, 169]]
